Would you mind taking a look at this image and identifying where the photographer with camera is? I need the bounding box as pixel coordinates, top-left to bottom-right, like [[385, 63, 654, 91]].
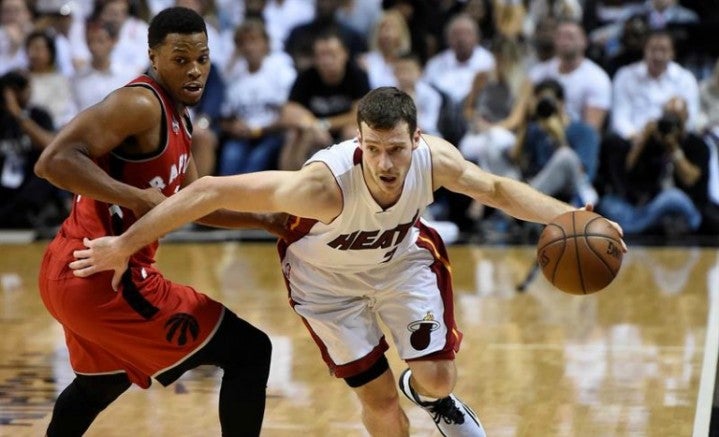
[[0, 69, 64, 229], [598, 96, 705, 236], [509, 78, 599, 207]]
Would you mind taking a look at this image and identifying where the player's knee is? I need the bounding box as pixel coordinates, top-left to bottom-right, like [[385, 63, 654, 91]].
[[411, 365, 455, 398], [74, 374, 131, 410], [253, 329, 272, 371]]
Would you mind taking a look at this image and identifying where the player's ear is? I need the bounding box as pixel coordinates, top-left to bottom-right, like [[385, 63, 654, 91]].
[[148, 49, 157, 71], [412, 128, 421, 148]]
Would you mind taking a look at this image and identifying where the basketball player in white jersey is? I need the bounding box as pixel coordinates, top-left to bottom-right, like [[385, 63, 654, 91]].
[[69, 87, 626, 436]]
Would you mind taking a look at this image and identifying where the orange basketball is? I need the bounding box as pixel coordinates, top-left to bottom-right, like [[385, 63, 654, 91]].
[[537, 210, 623, 295]]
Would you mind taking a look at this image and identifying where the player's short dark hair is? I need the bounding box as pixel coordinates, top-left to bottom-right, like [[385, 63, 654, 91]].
[[148, 7, 207, 49], [357, 87, 417, 135]]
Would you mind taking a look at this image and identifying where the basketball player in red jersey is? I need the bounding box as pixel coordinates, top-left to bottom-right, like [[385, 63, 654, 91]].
[[68, 87, 628, 437], [34, 7, 275, 436]]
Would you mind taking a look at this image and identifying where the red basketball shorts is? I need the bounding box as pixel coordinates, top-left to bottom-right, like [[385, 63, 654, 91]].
[[38, 235, 223, 388]]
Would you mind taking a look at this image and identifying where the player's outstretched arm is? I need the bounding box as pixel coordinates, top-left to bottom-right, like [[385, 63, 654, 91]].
[[426, 134, 581, 225], [70, 162, 341, 287]]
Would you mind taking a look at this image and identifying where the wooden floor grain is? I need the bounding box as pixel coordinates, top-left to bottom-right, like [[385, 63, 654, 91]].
[[0, 241, 716, 436]]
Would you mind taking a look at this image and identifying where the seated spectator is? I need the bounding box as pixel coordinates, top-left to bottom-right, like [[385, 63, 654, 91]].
[[523, 0, 582, 37], [0, 0, 34, 74], [284, 0, 367, 72], [599, 97, 703, 236], [358, 9, 411, 89], [382, 0, 434, 65], [278, 31, 370, 170], [0, 70, 65, 229], [600, 30, 699, 195], [25, 30, 77, 127], [459, 36, 525, 180], [604, 13, 649, 78], [263, 0, 315, 53], [217, 19, 296, 175], [510, 79, 599, 207], [527, 19, 611, 132], [336, 0, 382, 39], [393, 53, 441, 136], [422, 13, 495, 106], [588, 0, 698, 64], [175, 0, 232, 72], [96, 0, 149, 76], [72, 21, 135, 112], [34, 0, 90, 76], [698, 58, 719, 131]]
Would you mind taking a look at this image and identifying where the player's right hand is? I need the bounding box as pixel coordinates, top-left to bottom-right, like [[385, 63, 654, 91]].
[[131, 187, 167, 218], [70, 237, 131, 291]]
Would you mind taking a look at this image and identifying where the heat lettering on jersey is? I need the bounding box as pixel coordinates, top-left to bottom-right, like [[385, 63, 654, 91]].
[[147, 153, 189, 191], [326, 212, 418, 251]]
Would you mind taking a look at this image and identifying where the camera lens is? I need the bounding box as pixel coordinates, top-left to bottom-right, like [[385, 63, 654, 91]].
[[535, 97, 557, 119]]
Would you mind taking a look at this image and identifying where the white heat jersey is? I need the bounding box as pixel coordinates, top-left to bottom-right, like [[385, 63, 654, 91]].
[[283, 137, 434, 272]]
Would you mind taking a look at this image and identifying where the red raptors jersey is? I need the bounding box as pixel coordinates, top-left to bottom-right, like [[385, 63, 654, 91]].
[[59, 75, 192, 266]]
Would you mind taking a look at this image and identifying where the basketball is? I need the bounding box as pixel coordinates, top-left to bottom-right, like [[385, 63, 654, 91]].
[[537, 210, 623, 295]]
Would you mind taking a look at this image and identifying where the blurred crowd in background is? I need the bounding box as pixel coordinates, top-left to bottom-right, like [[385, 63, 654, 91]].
[[1, 0, 718, 243]]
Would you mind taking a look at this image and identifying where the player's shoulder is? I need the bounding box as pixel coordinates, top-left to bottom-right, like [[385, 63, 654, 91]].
[[95, 85, 161, 122]]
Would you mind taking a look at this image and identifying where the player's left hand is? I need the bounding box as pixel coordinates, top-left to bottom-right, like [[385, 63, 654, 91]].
[[69, 237, 131, 291], [580, 203, 628, 253]]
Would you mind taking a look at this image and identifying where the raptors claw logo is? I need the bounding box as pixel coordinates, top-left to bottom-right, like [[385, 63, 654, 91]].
[[164, 313, 200, 346]]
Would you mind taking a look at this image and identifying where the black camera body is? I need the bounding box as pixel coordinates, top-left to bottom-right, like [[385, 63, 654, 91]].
[[656, 113, 682, 136], [535, 96, 558, 119]]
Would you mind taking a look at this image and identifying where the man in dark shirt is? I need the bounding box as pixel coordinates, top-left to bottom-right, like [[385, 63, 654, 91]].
[[599, 96, 705, 236], [279, 31, 370, 170], [284, 0, 367, 72], [0, 70, 63, 229]]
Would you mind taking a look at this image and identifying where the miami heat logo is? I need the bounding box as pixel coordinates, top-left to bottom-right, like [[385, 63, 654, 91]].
[[407, 312, 440, 350], [164, 313, 199, 346]]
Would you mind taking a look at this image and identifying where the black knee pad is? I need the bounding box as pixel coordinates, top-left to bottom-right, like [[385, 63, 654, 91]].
[[344, 355, 389, 388]]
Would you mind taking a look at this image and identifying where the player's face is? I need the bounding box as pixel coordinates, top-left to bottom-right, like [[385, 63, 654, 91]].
[[359, 121, 420, 206], [149, 32, 210, 106]]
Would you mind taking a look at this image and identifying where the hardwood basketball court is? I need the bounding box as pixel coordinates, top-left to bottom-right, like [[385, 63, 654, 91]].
[[1, 240, 716, 436]]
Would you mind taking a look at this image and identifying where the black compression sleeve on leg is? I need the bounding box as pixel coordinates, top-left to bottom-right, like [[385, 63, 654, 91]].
[[344, 355, 389, 388], [46, 373, 131, 437], [200, 310, 272, 437]]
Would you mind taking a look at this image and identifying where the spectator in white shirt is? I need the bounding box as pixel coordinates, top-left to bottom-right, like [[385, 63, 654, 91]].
[[393, 53, 441, 137], [25, 30, 77, 127], [528, 20, 611, 132], [599, 30, 699, 197], [358, 9, 411, 89], [0, 0, 33, 74], [72, 21, 135, 112], [263, 0, 315, 53], [218, 19, 297, 175], [610, 30, 699, 140], [97, 0, 149, 77], [422, 13, 495, 105]]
